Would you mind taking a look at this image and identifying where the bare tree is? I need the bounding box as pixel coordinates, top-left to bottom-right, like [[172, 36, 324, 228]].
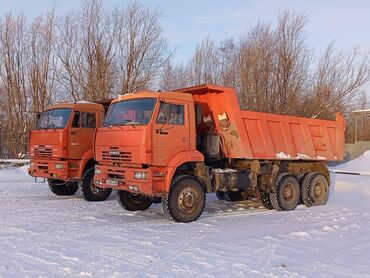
[[0, 13, 29, 157], [159, 60, 191, 91], [27, 10, 57, 115], [307, 44, 370, 118], [55, 11, 81, 102], [113, 2, 173, 94]]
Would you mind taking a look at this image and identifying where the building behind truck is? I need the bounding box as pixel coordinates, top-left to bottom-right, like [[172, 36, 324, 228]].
[[94, 84, 345, 222], [28, 101, 113, 201]]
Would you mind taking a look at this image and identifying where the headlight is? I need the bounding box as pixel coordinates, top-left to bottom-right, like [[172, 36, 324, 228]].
[[30, 162, 34, 167], [95, 180, 102, 186], [95, 167, 101, 175], [54, 163, 64, 169], [134, 172, 147, 180]]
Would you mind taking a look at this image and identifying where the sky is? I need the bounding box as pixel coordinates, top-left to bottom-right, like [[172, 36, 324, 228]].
[[0, 0, 369, 64]]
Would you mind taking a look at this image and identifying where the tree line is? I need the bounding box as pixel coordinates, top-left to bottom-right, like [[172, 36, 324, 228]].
[[0, 1, 368, 158]]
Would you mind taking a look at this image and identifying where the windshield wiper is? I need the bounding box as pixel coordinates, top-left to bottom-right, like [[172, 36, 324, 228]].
[[122, 119, 138, 128]]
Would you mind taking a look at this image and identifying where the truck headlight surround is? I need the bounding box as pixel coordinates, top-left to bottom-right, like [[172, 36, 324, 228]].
[[134, 172, 147, 180], [54, 163, 64, 169]]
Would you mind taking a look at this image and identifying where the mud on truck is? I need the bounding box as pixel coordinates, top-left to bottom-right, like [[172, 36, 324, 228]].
[[94, 84, 345, 222], [28, 101, 113, 201]]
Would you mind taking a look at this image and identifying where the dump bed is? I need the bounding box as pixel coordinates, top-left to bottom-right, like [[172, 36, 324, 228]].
[[176, 84, 345, 161]]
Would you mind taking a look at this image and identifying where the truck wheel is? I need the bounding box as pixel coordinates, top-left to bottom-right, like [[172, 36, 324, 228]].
[[82, 168, 112, 202], [301, 172, 329, 207], [118, 190, 153, 211], [216, 191, 226, 200], [260, 191, 274, 210], [162, 176, 206, 223], [270, 173, 300, 211], [48, 179, 78, 196]]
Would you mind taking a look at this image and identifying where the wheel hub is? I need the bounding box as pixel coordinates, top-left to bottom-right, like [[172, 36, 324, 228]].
[[283, 183, 294, 201], [178, 188, 197, 213], [314, 183, 323, 197]]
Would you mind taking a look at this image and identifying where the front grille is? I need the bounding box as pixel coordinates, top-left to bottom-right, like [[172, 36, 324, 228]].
[[37, 162, 48, 170], [102, 148, 132, 162], [107, 168, 126, 179], [33, 145, 53, 157]]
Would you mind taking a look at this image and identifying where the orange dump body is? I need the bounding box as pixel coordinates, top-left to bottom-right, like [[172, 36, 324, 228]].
[[177, 85, 345, 161], [28, 102, 107, 181]]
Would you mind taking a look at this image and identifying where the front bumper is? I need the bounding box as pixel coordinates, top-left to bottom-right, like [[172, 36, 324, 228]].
[[28, 159, 68, 180], [94, 165, 154, 195]]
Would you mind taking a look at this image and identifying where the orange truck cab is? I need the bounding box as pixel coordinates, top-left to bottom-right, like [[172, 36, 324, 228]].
[[28, 101, 112, 201], [94, 84, 345, 222]]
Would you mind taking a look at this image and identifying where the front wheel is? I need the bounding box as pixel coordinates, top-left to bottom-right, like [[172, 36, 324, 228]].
[[48, 179, 78, 196], [82, 168, 112, 202], [162, 176, 206, 223], [118, 190, 153, 211]]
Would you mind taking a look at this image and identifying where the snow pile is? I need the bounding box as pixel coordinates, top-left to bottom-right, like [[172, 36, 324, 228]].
[[335, 150, 370, 173], [1, 161, 370, 276], [332, 150, 370, 207], [0, 165, 33, 183]]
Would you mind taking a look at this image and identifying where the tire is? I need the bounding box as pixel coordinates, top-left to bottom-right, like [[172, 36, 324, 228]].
[[260, 191, 274, 210], [48, 179, 78, 196], [216, 191, 247, 202], [270, 173, 300, 211], [301, 172, 329, 207], [216, 191, 226, 200], [297, 172, 308, 204], [118, 190, 153, 211], [162, 176, 206, 223], [82, 168, 112, 202]]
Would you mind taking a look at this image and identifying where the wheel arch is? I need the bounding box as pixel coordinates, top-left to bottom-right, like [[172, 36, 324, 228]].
[[165, 150, 206, 193]]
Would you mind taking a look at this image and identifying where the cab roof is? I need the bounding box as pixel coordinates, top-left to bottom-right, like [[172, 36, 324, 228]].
[[113, 90, 194, 103], [45, 102, 105, 111]]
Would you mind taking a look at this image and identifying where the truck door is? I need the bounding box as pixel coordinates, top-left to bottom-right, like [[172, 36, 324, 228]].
[[152, 101, 190, 166], [69, 111, 97, 160]]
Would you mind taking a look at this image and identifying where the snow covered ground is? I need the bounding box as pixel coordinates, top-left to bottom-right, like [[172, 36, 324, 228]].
[[1, 159, 370, 277]]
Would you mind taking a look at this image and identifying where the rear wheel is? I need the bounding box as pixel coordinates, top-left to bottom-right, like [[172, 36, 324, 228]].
[[301, 172, 329, 207], [270, 173, 300, 211], [260, 191, 274, 210], [82, 168, 112, 202], [48, 179, 78, 196], [118, 190, 153, 211], [216, 191, 226, 200], [163, 176, 205, 223], [216, 190, 248, 202]]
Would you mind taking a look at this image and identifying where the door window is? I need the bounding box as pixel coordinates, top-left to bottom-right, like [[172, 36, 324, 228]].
[[82, 112, 96, 128], [156, 103, 184, 125], [71, 111, 80, 128]]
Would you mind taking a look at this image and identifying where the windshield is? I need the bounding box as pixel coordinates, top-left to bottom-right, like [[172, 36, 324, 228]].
[[103, 98, 156, 127], [37, 108, 72, 129]]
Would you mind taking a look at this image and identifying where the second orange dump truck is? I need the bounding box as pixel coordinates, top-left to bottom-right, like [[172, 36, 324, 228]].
[[28, 101, 113, 201], [94, 84, 345, 222]]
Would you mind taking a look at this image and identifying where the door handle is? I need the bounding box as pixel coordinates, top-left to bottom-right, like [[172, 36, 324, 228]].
[[156, 129, 168, 135], [182, 138, 189, 142]]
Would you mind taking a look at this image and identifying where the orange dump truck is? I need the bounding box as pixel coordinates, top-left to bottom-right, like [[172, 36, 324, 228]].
[[94, 84, 345, 222], [28, 101, 112, 201]]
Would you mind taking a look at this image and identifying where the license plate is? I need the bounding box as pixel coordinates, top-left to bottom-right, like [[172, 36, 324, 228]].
[[106, 179, 118, 186], [109, 150, 120, 155]]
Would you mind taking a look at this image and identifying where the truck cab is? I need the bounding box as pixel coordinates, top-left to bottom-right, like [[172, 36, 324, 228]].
[[94, 85, 344, 222], [28, 102, 112, 201]]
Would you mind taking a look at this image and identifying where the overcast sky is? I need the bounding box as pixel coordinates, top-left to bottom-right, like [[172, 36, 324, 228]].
[[0, 0, 369, 63]]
